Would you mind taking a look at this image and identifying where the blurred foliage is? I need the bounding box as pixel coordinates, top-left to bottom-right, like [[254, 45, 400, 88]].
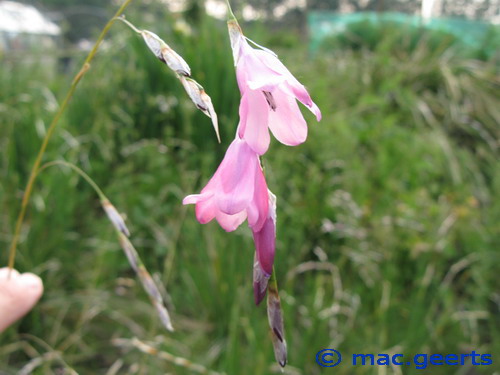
[[319, 19, 500, 60], [0, 6, 499, 375]]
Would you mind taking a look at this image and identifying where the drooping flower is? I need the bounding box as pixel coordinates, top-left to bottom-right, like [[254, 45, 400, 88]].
[[183, 137, 268, 232], [228, 19, 322, 155], [252, 190, 276, 305]]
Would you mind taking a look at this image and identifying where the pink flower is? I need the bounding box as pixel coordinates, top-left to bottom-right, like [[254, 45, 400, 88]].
[[253, 191, 277, 305], [183, 137, 268, 232], [228, 20, 322, 155]]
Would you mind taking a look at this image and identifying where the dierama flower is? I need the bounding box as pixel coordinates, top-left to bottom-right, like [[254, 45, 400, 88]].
[[228, 19, 321, 155], [253, 191, 276, 305], [183, 137, 268, 232]]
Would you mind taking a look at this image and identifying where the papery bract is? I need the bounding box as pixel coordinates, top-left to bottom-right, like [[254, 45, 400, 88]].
[[141, 30, 191, 77], [179, 77, 220, 142], [183, 138, 268, 232], [267, 276, 287, 368], [228, 20, 321, 155], [102, 200, 130, 237]]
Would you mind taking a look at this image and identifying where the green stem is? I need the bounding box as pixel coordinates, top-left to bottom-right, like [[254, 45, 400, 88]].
[[115, 15, 142, 34], [225, 0, 237, 21], [7, 0, 135, 273], [269, 267, 278, 291], [38, 161, 107, 201]]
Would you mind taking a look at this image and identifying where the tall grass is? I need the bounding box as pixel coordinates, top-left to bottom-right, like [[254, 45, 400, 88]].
[[0, 10, 498, 374]]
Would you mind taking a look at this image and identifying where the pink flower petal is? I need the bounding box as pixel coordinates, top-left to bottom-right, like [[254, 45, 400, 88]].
[[283, 82, 322, 121], [215, 210, 247, 232], [253, 216, 276, 276], [194, 194, 217, 224], [238, 92, 271, 155], [309, 102, 322, 121], [250, 49, 322, 122], [247, 165, 269, 232], [237, 51, 286, 93], [252, 49, 293, 80], [268, 90, 308, 146], [217, 139, 258, 214], [182, 193, 204, 205]]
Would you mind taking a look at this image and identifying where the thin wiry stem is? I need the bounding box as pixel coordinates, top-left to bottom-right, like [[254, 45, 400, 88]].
[[7, 0, 135, 273], [38, 160, 106, 200], [113, 338, 223, 374], [38, 160, 172, 330], [115, 15, 142, 34], [225, 0, 237, 20]]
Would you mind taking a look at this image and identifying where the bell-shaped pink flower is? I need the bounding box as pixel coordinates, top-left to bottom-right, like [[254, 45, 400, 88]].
[[228, 20, 322, 155], [183, 137, 269, 232], [252, 190, 277, 305]]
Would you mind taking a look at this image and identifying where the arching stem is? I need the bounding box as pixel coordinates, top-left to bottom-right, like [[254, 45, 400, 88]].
[[6, 0, 136, 275]]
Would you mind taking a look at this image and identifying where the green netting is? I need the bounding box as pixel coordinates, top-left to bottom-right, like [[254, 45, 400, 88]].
[[308, 11, 499, 54]]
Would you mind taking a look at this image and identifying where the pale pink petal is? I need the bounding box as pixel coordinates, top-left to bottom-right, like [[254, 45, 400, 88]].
[[283, 82, 322, 121], [217, 139, 258, 214], [247, 165, 269, 232], [183, 193, 203, 205], [285, 81, 312, 107], [239, 92, 270, 155], [194, 194, 217, 224], [246, 75, 286, 92], [252, 49, 293, 79], [237, 51, 286, 93], [251, 50, 322, 121], [268, 90, 308, 146], [308, 102, 322, 121], [237, 94, 249, 137], [215, 210, 247, 232]]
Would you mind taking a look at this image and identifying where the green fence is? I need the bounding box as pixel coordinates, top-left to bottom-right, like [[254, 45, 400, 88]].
[[308, 11, 499, 54]]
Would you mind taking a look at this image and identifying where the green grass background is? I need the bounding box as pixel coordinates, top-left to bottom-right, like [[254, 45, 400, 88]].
[[0, 8, 499, 375]]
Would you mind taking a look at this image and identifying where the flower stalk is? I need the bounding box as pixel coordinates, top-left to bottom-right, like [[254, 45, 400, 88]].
[[38, 160, 173, 331], [225, 0, 237, 21], [7, 0, 136, 274]]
